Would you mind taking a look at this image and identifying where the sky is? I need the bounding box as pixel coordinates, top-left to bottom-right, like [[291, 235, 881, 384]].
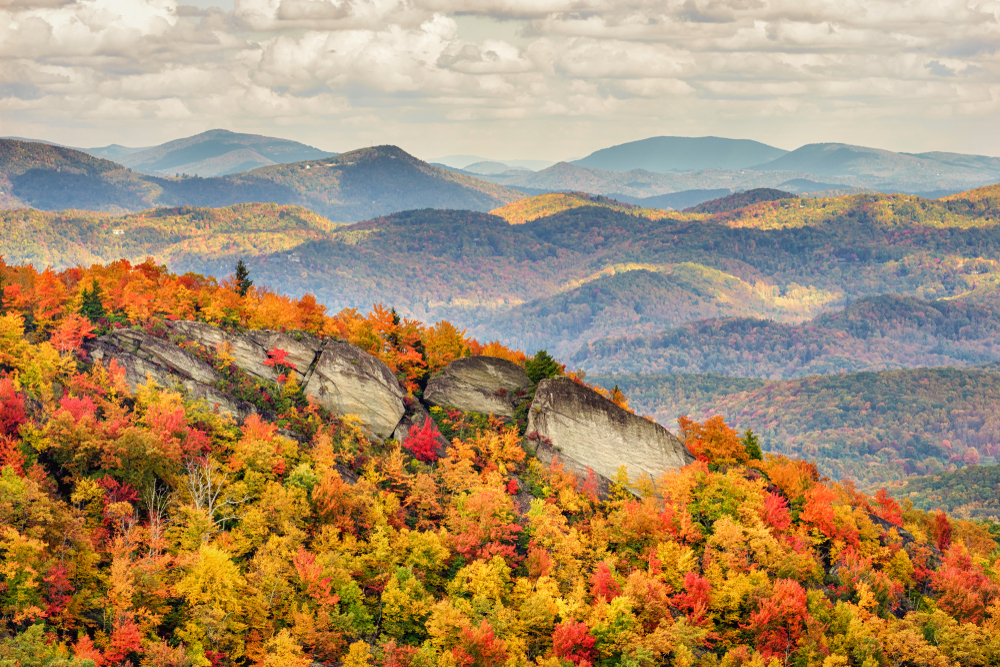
[[1, 0, 999, 162]]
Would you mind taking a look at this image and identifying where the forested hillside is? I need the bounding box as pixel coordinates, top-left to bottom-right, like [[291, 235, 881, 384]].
[[3, 185, 1000, 365], [0, 141, 523, 222], [577, 294, 1000, 376], [1, 259, 999, 666], [592, 366, 1000, 487], [889, 465, 1000, 520]]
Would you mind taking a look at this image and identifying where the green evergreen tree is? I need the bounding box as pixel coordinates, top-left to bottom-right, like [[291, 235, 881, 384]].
[[525, 350, 562, 384], [79, 278, 106, 322], [0, 273, 5, 316], [235, 259, 253, 297], [741, 429, 763, 461]]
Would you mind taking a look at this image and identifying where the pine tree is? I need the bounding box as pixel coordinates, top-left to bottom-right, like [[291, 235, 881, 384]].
[[79, 278, 106, 322], [235, 259, 253, 297], [525, 350, 562, 384], [742, 429, 763, 461], [0, 272, 5, 315]]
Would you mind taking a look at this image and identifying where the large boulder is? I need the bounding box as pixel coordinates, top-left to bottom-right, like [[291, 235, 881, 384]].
[[424, 356, 530, 417], [303, 339, 407, 438], [169, 321, 322, 383], [87, 323, 407, 438], [527, 377, 693, 485], [88, 331, 257, 421]]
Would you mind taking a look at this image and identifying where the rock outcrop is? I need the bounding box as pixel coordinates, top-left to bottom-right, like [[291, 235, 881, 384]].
[[302, 339, 405, 438], [527, 377, 693, 485], [88, 329, 257, 421], [424, 356, 530, 417], [86, 323, 406, 438]]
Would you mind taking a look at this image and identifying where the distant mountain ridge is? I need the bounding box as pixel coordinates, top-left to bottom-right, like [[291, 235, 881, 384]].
[[0, 139, 524, 221], [572, 135, 789, 172], [104, 129, 336, 177]]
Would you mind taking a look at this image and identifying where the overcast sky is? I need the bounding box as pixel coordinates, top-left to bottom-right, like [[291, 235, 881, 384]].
[[2, 0, 999, 161]]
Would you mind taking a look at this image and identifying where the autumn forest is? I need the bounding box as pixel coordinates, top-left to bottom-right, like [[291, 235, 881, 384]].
[[2, 136, 1000, 667]]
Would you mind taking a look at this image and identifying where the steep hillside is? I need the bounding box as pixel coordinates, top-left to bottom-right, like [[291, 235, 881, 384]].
[[0, 140, 524, 222], [576, 294, 1000, 376], [0, 139, 163, 212], [110, 128, 336, 177], [593, 365, 1000, 486], [572, 135, 788, 172]]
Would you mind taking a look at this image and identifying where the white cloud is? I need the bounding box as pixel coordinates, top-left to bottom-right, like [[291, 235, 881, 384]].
[[0, 0, 998, 157]]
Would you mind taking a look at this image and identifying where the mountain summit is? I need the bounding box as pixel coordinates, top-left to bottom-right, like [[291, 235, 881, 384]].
[[572, 135, 788, 173], [90, 129, 336, 177]]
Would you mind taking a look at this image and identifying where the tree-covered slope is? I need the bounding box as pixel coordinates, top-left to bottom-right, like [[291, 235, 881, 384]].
[[1, 259, 999, 667], [889, 464, 1000, 520], [592, 365, 1000, 487], [575, 294, 1000, 376], [4, 187, 1000, 365]]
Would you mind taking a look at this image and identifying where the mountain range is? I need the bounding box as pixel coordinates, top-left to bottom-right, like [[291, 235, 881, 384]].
[[91, 129, 336, 177], [0, 140, 522, 221], [4, 131, 1000, 221]]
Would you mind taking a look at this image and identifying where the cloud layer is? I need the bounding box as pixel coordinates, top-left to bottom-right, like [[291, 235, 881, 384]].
[[2, 0, 999, 158]]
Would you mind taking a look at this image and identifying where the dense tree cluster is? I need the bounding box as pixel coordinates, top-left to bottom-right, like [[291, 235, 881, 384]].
[[2, 261, 1000, 667]]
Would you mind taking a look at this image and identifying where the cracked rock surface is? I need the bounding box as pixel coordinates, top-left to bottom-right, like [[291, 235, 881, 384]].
[[527, 377, 693, 485], [86, 322, 406, 438], [424, 356, 530, 417]]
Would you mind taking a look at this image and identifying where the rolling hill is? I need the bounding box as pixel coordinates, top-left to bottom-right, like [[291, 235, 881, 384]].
[[477, 160, 810, 199], [572, 135, 788, 172], [5, 186, 1000, 362], [590, 365, 1000, 486], [0, 140, 524, 221], [575, 294, 1000, 376], [104, 128, 336, 177]]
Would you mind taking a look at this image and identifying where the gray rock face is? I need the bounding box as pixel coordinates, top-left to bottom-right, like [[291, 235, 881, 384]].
[[303, 340, 405, 438], [88, 333, 257, 421], [86, 323, 407, 438], [169, 321, 323, 383], [424, 356, 530, 417], [527, 377, 693, 484]]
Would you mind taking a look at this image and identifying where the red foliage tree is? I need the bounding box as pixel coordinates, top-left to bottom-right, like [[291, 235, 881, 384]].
[[589, 562, 621, 601], [674, 572, 712, 623], [932, 511, 953, 552], [762, 492, 792, 531], [872, 488, 903, 527], [932, 545, 1000, 623], [745, 578, 810, 661], [403, 417, 442, 463], [552, 620, 597, 667], [452, 619, 508, 667], [0, 376, 26, 437]]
